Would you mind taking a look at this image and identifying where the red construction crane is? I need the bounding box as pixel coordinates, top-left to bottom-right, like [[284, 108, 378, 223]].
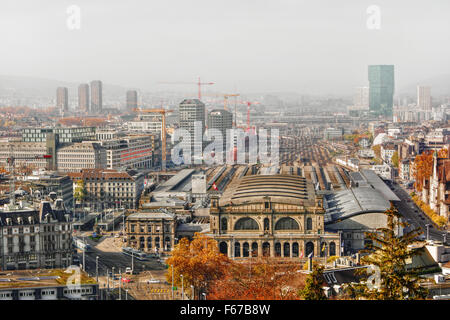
[[243, 101, 260, 132], [157, 77, 214, 101]]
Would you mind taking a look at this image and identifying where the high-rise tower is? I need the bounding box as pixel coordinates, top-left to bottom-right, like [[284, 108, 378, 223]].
[[368, 65, 395, 116]]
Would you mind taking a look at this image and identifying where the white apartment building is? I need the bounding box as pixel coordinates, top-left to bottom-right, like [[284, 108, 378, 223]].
[[56, 142, 106, 172], [0, 140, 48, 169], [381, 143, 397, 165]]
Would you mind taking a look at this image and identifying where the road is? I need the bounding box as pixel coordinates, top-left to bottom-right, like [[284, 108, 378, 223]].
[[76, 235, 166, 278], [391, 181, 448, 243]]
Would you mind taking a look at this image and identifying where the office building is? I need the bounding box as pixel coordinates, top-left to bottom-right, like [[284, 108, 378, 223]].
[[56, 142, 106, 172], [417, 86, 432, 111], [126, 90, 138, 111], [22, 127, 96, 144], [97, 135, 154, 169], [353, 87, 369, 108], [90, 80, 102, 113], [208, 109, 233, 151], [178, 99, 205, 158], [56, 87, 68, 112], [78, 84, 89, 113], [368, 65, 395, 116], [68, 169, 145, 210]]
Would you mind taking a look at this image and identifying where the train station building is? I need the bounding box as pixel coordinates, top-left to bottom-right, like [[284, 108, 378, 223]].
[[208, 174, 341, 259]]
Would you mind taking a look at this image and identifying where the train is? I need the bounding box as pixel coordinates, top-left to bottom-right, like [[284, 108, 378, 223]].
[[73, 237, 91, 252]]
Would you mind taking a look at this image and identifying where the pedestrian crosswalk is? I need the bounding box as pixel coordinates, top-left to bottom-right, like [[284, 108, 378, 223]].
[[149, 288, 171, 294]]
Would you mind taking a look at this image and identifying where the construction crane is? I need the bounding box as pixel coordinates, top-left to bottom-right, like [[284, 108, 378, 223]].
[[223, 94, 240, 112], [1, 154, 52, 207], [243, 101, 260, 132], [157, 77, 215, 101], [133, 108, 173, 170]]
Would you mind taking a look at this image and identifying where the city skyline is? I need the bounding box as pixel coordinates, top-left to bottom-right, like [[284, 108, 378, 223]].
[[0, 1, 450, 95]]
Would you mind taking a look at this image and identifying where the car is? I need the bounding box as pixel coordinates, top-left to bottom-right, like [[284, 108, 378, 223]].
[[146, 279, 161, 284], [121, 277, 132, 283], [115, 234, 120, 238], [125, 267, 133, 275]]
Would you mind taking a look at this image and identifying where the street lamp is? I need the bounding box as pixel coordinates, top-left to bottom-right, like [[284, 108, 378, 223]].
[[119, 269, 122, 300], [181, 274, 184, 300], [171, 264, 174, 300], [96, 256, 99, 282], [112, 267, 115, 290], [202, 292, 206, 300]]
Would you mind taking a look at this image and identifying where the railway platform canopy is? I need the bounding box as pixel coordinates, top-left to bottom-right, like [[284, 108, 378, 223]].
[[324, 169, 400, 227]]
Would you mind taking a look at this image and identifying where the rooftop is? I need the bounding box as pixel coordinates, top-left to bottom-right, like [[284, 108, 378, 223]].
[[0, 269, 96, 289], [219, 174, 316, 206]]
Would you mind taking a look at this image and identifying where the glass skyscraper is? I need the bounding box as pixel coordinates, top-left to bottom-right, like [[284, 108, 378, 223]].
[[368, 65, 394, 116]]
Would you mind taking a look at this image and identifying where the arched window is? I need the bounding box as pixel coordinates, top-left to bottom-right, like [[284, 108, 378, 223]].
[[320, 243, 327, 257], [329, 242, 336, 256], [262, 242, 270, 257], [275, 242, 281, 257], [306, 217, 313, 231], [234, 217, 259, 230], [275, 217, 300, 230], [220, 218, 228, 231], [305, 241, 314, 257], [251, 242, 258, 257], [243, 242, 249, 257], [283, 242, 290, 257], [264, 218, 270, 231], [234, 242, 241, 257], [219, 242, 228, 255]]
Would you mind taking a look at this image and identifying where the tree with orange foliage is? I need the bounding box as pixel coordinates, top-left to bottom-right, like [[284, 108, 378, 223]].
[[438, 148, 448, 159], [166, 233, 231, 300], [413, 151, 433, 192], [207, 258, 305, 300]]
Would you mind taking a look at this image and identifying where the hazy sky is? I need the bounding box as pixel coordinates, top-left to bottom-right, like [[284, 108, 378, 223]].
[[1, 0, 449, 95]]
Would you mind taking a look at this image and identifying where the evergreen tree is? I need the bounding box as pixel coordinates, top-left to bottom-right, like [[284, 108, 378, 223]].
[[299, 263, 327, 300], [350, 204, 428, 300]]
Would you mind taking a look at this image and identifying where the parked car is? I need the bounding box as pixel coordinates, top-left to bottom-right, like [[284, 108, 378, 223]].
[[125, 267, 133, 275]]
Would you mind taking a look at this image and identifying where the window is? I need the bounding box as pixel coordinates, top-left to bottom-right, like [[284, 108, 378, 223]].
[[274, 217, 299, 230], [306, 218, 313, 231], [220, 218, 227, 231], [234, 218, 259, 230], [263, 218, 269, 231]]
